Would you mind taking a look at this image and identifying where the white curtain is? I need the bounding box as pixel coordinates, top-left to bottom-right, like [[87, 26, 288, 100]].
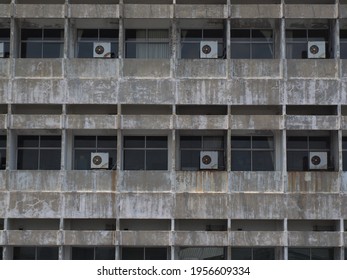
[[135, 29, 169, 59]]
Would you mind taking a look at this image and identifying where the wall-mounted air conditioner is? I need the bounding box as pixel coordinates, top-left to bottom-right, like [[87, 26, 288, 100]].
[[309, 152, 328, 170], [200, 151, 218, 170], [0, 43, 4, 58], [308, 41, 326, 59], [93, 42, 111, 58], [91, 152, 109, 169], [200, 41, 218, 59]]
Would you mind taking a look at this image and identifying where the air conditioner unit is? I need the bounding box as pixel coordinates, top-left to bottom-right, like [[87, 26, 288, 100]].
[[308, 41, 326, 59], [93, 42, 111, 58], [91, 152, 109, 169], [200, 41, 218, 59], [309, 152, 328, 170], [200, 151, 218, 170], [0, 43, 4, 58]]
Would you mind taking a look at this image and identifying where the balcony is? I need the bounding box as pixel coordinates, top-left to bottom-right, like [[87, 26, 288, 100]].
[[10, 115, 62, 129], [124, 4, 172, 18], [175, 115, 228, 130], [64, 230, 114, 245], [230, 231, 285, 246], [123, 59, 170, 78], [288, 231, 340, 247], [284, 4, 337, 19], [230, 59, 282, 79], [120, 171, 171, 192], [230, 115, 283, 130], [7, 230, 60, 245], [287, 60, 338, 79], [177, 60, 227, 79], [66, 115, 118, 129], [15, 4, 65, 18], [286, 116, 339, 130], [230, 4, 281, 19], [120, 231, 170, 246], [67, 59, 119, 79], [174, 231, 228, 246], [175, 4, 227, 19], [69, 4, 119, 18]]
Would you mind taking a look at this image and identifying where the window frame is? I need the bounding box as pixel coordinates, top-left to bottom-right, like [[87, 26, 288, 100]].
[[71, 246, 115, 260], [231, 247, 275, 260], [0, 135, 6, 170], [0, 28, 10, 58], [13, 246, 59, 260], [121, 247, 169, 260]]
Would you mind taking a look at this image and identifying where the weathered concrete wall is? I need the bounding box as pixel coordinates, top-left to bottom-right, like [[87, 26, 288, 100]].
[[67, 60, 119, 79], [175, 5, 227, 19], [120, 171, 171, 192], [7, 230, 60, 245], [176, 115, 228, 130], [124, 60, 170, 78], [124, 4, 172, 19], [120, 231, 170, 246], [285, 116, 339, 130], [66, 115, 118, 129], [10, 115, 62, 129], [230, 115, 283, 130], [121, 115, 172, 130], [64, 231, 114, 245], [230, 231, 285, 246], [15, 4, 65, 18], [284, 4, 337, 19], [230, 4, 281, 19], [287, 60, 338, 79], [177, 60, 227, 79], [288, 232, 341, 247], [69, 4, 119, 18], [0, 114, 7, 129], [0, 4, 10, 18], [174, 232, 228, 246], [230, 59, 282, 79]]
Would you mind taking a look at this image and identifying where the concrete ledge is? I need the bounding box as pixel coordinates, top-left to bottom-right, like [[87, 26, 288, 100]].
[[119, 193, 173, 219], [175, 115, 228, 130], [176, 171, 228, 193], [286, 80, 339, 105], [0, 171, 6, 191], [0, 80, 10, 104], [177, 60, 227, 79], [0, 59, 10, 78], [230, 231, 285, 246], [67, 79, 117, 104], [287, 172, 340, 193], [0, 114, 7, 129], [11, 115, 62, 129], [0, 4, 10, 18], [284, 4, 337, 19], [231, 172, 283, 193], [287, 60, 338, 79], [0, 231, 4, 245], [231, 59, 282, 79], [175, 5, 227, 19], [288, 231, 340, 247], [339, 172, 347, 193], [124, 4, 172, 18], [9, 171, 63, 192], [339, 5, 347, 18], [64, 230, 114, 245], [0, 193, 8, 217], [69, 4, 119, 18], [286, 115, 339, 130], [67, 59, 119, 79], [231, 115, 283, 130], [15, 59, 63, 78], [66, 115, 118, 129], [174, 231, 228, 246], [230, 4, 281, 19], [15, 4, 65, 18], [123, 59, 170, 78], [121, 115, 172, 130], [7, 230, 60, 246], [120, 231, 170, 246], [64, 171, 117, 192], [120, 171, 171, 192]]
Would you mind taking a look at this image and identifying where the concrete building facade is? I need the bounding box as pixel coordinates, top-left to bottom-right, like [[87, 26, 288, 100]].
[[1, 0, 347, 260]]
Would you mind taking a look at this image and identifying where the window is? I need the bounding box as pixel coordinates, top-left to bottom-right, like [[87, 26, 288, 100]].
[[77, 29, 118, 58], [288, 248, 334, 260], [121, 247, 168, 260], [341, 30, 347, 59], [20, 28, 64, 58], [123, 136, 168, 170], [13, 247, 59, 260], [343, 137, 347, 171], [180, 135, 225, 171], [286, 29, 329, 59], [0, 247, 2, 260], [0, 29, 10, 58], [0, 135, 5, 170], [71, 247, 115, 260], [17, 135, 61, 170], [231, 247, 275, 260], [73, 136, 117, 170], [178, 247, 226, 260], [287, 136, 330, 171], [181, 29, 225, 59], [231, 29, 274, 59], [231, 135, 274, 171], [125, 29, 170, 59]]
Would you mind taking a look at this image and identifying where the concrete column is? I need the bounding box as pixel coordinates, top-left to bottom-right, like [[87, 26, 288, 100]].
[[283, 218, 288, 260], [280, 18, 286, 60], [332, 19, 340, 59]]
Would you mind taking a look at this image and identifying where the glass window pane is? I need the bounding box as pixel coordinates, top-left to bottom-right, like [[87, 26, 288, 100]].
[[40, 136, 61, 148], [17, 150, 39, 170], [95, 247, 115, 260], [0, 135, 5, 147], [146, 136, 167, 148], [124, 150, 145, 170], [125, 29, 146, 41], [308, 29, 329, 41], [252, 30, 273, 41], [147, 43, 170, 59], [181, 150, 200, 171], [40, 150, 61, 170], [146, 150, 168, 170], [253, 151, 274, 171], [181, 42, 200, 58], [252, 136, 274, 149], [71, 247, 94, 260], [288, 248, 310, 260], [77, 42, 93, 58], [231, 29, 250, 41], [21, 29, 42, 40], [287, 136, 308, 149], [78, 29, 98, 41], [37, 247, 59, 260], [21, 42, 42, 58], [145, 248, 168, 260], [311, 248, 334, 260], [344, 138, 347, 150], [309, 136, 330, 150], [44, 29, 64, 40], [203, 136, 224, 149], [341, 42, 347, 59], [97, 136, 117, 148], [74, 136, 96, 148], [287, 151, 308, 171], [286, 29, 307, 41], [13, 247, 36, 260], [148, 29, 169, 41], [43, 42, 63, 58], [0, 29, 10, 39], [181, 29, 202, 41], [252, 43, 273, 59], [204, 29, 224, 40], [231, 151, 251, 171], [0, 148, 5, 169], [18, 136, 39, 147], [122, 247, 144, 260], [231, 248, 252, 260], [99, 29, 119, 40], [180, 136, 201, 149], [231, 136, 251, 149], [253, 248, 275, 260], [218, 151, 225, 170], [231, 43, 250, 58], [124, 136, 145, 148], [343, 151, 347, 171], [74, 150, 92, 170], [286, 42, 307, 59], [125, 42, 137, 58]]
